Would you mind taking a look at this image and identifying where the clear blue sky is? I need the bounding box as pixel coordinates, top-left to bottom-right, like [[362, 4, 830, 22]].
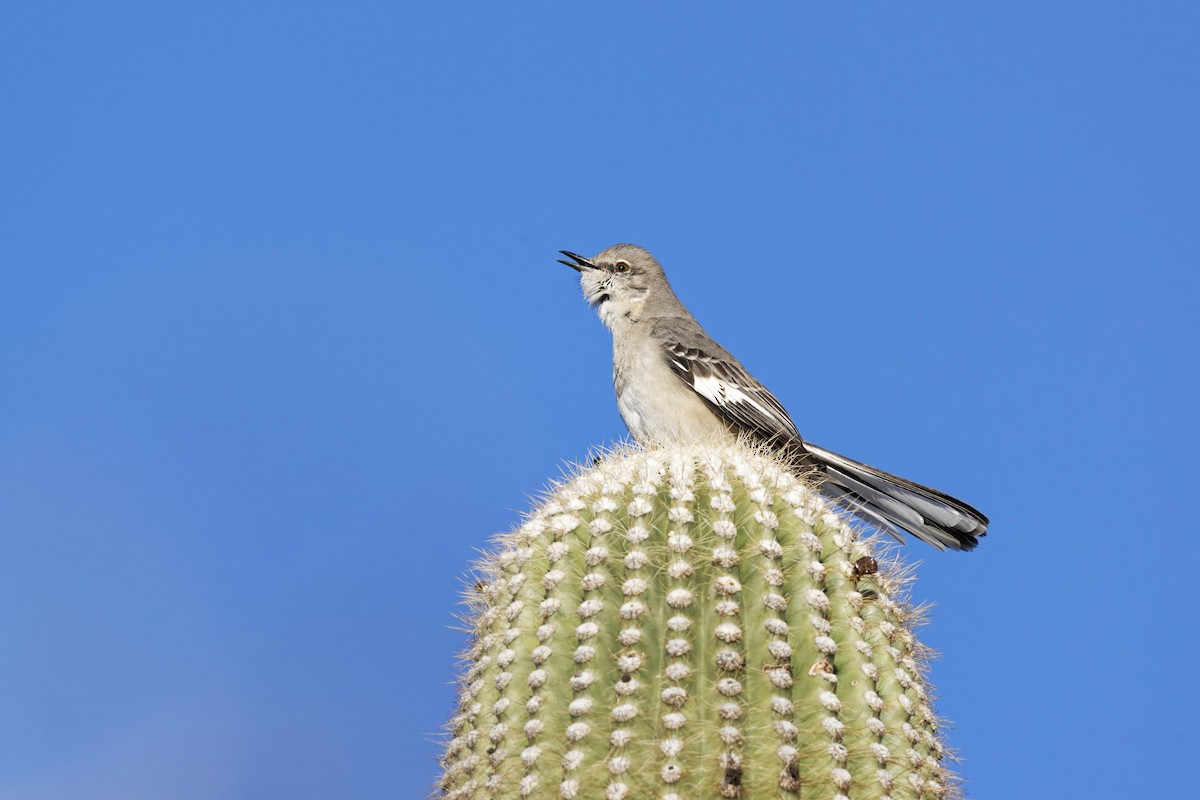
[[2, 3, 1196, 798]]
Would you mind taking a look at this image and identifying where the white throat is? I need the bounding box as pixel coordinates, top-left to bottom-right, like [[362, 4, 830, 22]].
[[596, 296, 644, 332]]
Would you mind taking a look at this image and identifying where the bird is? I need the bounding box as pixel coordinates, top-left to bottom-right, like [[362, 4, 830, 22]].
[[557, 243, 988, 551]]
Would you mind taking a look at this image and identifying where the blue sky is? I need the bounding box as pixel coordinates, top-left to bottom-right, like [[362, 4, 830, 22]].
[[1, 2, 1196, 798]]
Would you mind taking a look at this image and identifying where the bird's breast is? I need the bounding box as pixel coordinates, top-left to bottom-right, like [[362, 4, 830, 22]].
[[613, 342, 730, 445]]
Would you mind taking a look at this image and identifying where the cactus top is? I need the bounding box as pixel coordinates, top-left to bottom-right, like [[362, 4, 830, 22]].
[[440, 442, 957, 800]]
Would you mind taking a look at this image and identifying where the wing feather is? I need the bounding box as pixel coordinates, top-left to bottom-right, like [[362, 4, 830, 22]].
[[659, 336, 800, 446]]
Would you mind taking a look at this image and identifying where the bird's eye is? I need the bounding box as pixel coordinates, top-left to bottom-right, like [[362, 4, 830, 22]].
[[614, 262, 630, 273]]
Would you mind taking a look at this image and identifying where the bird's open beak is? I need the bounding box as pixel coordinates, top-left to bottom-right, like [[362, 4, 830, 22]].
[[557, 250, 599, 272]]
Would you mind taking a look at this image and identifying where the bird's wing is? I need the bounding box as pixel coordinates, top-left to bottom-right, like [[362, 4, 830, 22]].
[[657, 328, 801, 446]]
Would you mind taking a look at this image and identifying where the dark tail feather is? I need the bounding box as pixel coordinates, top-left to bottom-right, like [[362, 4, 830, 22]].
[[802, 442, 989, 552]]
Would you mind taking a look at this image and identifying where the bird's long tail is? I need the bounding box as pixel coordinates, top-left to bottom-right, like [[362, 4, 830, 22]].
[[801, 442, 988, 551]]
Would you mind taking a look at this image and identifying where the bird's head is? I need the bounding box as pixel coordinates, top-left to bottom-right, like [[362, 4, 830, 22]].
[[557, 243, 676, 328]]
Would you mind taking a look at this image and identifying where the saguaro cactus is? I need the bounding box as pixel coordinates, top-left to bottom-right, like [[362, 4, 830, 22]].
[[439, 443, 956, 799]]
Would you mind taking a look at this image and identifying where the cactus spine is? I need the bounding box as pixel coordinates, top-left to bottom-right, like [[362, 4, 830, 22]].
[[440, 443, 956, 799]]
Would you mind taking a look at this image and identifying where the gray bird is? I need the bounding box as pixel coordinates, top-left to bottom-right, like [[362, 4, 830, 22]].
[[558, 243, 988, 551]]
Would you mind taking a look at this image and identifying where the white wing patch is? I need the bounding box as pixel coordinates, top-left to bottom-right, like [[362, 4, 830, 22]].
[[692, 374, 784, 425], [660, 336, 800, 442]]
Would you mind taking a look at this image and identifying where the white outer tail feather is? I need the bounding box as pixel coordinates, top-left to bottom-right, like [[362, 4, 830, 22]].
[[805, 443, 988, 552]]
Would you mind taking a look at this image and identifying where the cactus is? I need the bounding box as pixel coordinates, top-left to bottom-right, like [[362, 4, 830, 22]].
[[439, 442, 957, 800]]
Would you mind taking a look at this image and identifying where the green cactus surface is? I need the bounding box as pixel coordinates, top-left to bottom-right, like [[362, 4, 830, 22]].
[[440, 443, 956, 800]]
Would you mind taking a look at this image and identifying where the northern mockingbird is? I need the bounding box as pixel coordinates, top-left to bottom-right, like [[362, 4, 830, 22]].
[[558, 243, 989, 551]]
